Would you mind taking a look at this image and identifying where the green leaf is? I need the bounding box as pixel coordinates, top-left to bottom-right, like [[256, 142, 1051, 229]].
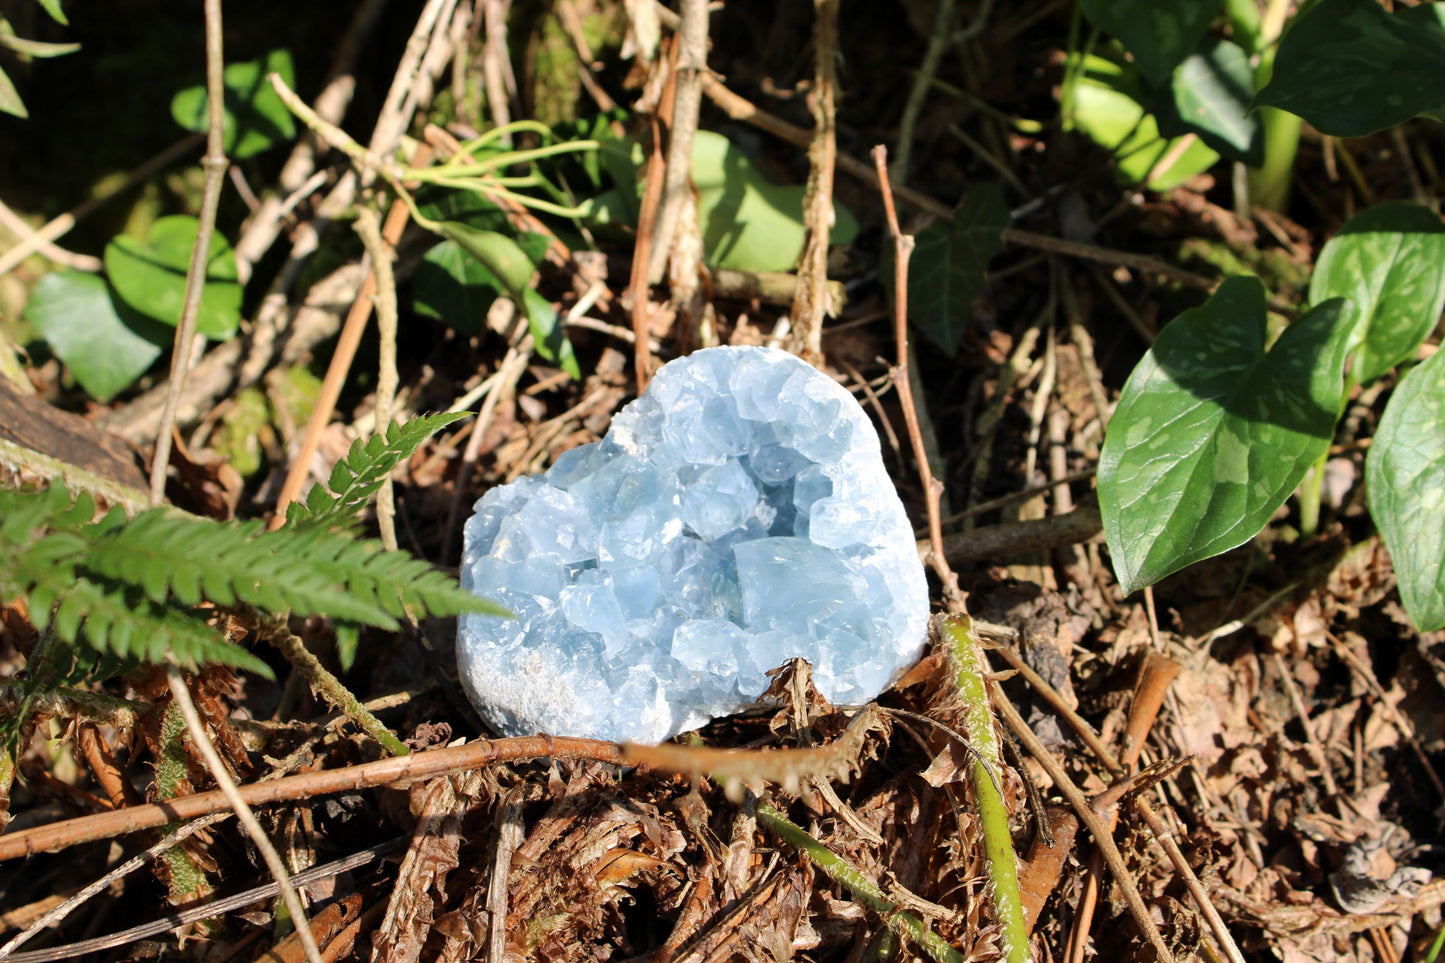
[[1077, 0, 1222, 84], [889, 183, 1009, 356], [104, 215, 242, 339], [412, 240, 500, 331], [0, 21, 79, 58], [24, 270, 171, 401], [169, 49, 297, 159], [1255, 0, 1445, 137], [0, 64, 26, 118], [1151, 36, 1262, 165], [288, 411, 471, 527], [1099, 278, 1356, 594], [1068, 51, 1220, 190], [691, 130, 858, 272], [35, 0, 67, 25], [1368, 349, 1445, 631], [438, 221, 579, 377], [1310, 201, 1445, 386]]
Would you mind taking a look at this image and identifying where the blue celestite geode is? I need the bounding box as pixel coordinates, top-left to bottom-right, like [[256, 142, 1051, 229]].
[[457, 345, 929, 743]]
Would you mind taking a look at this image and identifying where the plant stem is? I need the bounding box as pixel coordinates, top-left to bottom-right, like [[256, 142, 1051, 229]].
[[755, 803, 967, 963], [148, 0, 231, 506], [165, 666, 324, 963], [265, 621, 410, 757], [937, 615, 1031, 963]]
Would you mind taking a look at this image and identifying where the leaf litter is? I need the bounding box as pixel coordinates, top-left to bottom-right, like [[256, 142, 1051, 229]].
[[2, 1, 1444, 962]]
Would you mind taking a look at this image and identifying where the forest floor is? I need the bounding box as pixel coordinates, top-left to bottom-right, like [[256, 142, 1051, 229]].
[[0, 1, 1443, 962]]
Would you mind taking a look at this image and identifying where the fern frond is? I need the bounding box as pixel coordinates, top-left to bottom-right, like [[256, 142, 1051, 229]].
[[287, 412, 470, 527], [84, 509, 402, 627], [61, 578, 272, 676], [257, 523, 508, 622]]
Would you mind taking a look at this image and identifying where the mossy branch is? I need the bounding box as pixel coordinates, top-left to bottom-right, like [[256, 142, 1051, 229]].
[[937, 614, 1031, 963]]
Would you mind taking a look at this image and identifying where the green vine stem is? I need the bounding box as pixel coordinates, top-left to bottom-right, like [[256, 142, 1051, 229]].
[[264, 619, 410, 757], [937, 614, 1032, 963], [755, 803, 966, 963]]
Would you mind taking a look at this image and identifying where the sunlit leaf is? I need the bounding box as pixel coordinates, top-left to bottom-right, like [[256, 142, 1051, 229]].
[[692, 130, 858, 272], [1099, 278, 1355, 593], [170, 49, 297, 159], [24, 270, 170, 401], [1368, 349, 1445, 631], [1152, 36, 1261, 165], [103, 215, 242, 339], [1310, 202, 1445, 386], [1069, 51, 1219, 190]]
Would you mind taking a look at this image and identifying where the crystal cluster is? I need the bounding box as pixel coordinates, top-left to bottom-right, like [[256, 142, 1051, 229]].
[[457, 345, 928, 743]]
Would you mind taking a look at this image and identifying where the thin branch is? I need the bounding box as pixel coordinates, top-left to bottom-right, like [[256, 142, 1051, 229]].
[[872, 146, 962, 606], [264, 620, 409, 757], [165, 667, 324, 963], [0, 734, 628, 861], [786, 0, 839, 366], [646, 0, 708, 284], [352, 205, 401, 552], [148, 0, 230, 507]]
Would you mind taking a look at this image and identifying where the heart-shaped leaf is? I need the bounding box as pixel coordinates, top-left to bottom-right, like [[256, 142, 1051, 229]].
[[1368, 349, 1445, 631], [1310, 202, 1445, 386], [170, 49, 297, 159], [24, 271, 171, 401], [692, 130, 858, 272], [1078, 0, 1222, 84], [1099, 277, 1355, 594], [104, 215, 242, 339], [1255, 0, 1445, 137], [1151, 36, 1262, 165], [1069, 51, 1220, 190], [886, 182, 1009, 356], [412, 240, 500, 333]]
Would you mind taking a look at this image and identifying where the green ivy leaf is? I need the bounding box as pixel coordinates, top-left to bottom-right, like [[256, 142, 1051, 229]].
[[692, 130, 858, 272], [24, 271, 171, 401], [1310, 202, 1445, 386], [438, 222, 578, 377], [885, 183, 1009, 356], [104, 215, 242, 339], [1368, 349, 1445, 631], [1068, 51, 1220, 190], [1077, 0, 1222, 84], [1151, 36, 1262, 165], [412, 240, 500, 332], [1099, 278, 1355, 594], [170, 49, 297, 159], [1255, 0, 1445, 137]]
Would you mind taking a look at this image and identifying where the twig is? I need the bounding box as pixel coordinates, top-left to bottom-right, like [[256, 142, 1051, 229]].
[[629, 43, 674, 392], [263, 620, 409, 758], [647, 0, 708, 284], [148, 0, 230, 507], [891, 0, 958, 186], [165, 667, 323, 963], [988, 679, 1177, 963], [931, 503, 1102, 564], [352, 205, 401, 551], [0, 735, 628, 862], [786, 0, 839, 366], [872, 146, 963, 607], [268, 147, 432, 530], [0, 134, 203, 279], [0, 199, 101, 272], [0, 837, 401, 963], [0, 814, 230, 962], [756, 804, 966, 963]]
